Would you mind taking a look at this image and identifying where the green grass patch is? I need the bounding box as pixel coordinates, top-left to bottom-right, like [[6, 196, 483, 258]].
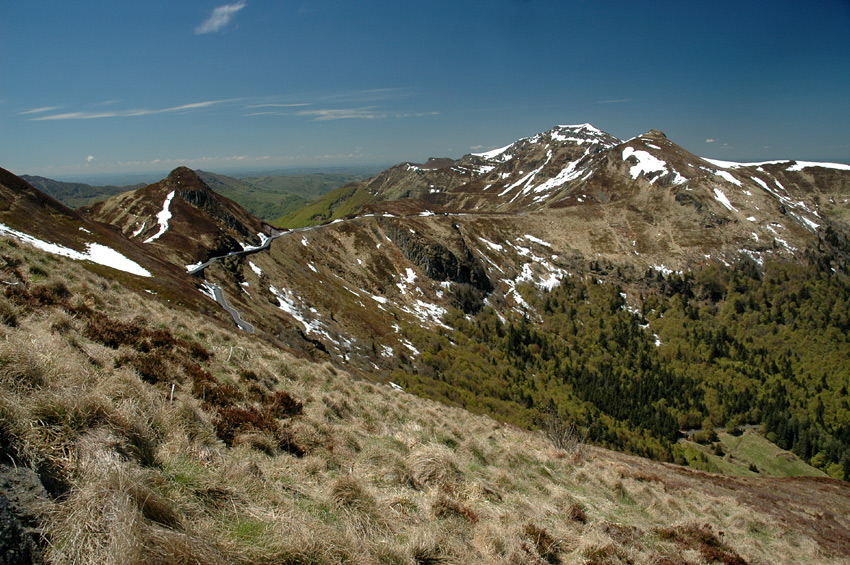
[[273, 184, 375, 228], [228, 517, 271, 545], [682, 430, 827, 478]]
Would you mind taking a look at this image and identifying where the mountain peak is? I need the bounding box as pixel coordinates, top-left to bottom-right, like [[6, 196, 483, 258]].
[[84, 167, 270, 265], [165, 166, 206, 190], [554, 123, 604, 134]]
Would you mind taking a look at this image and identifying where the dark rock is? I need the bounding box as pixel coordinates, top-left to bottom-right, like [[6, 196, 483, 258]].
[[381, 221, 492, 293], [0, 493, 42, 564], [675, 191, 703, 212], [0, 464, 49, 529]]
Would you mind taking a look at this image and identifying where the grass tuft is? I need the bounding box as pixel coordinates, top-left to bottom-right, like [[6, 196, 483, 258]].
[[407, 444, 461, 490]]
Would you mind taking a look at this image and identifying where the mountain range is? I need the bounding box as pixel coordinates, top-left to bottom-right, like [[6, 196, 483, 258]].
[[1, 123, 850, 562]]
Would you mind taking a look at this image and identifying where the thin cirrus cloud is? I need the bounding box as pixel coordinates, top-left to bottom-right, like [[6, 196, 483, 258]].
[[27, 99, 239, 121], [195, 2, 247, 35], [18, 106, 62, 115], [295, 107, 387, 121], [592, 98, 633, 105], [294, 107, 439, 121]]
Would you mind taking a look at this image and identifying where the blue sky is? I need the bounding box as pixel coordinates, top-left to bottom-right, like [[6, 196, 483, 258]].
[[2, 1, 849, 179]]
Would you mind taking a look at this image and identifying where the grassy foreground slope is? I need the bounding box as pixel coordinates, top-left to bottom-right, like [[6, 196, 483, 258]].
[[1, 235, 849, 564]]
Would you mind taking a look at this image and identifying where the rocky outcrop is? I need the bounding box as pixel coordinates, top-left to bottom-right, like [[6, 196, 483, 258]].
[[0, 494, 41, 565], [0, 465, 48, 565], [381, 220, 492, 293]]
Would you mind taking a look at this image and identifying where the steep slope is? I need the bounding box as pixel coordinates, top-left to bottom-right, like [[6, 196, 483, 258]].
[[1, 233, 849, 564], [20, 126, 848, 485], [84, 167, 278, 268], [0, 166, 178, 283], [171, 125, 850, 483]]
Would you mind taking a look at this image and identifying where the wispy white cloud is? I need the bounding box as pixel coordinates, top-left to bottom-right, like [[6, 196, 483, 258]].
[[86, 155, 95, 163], [18, 106, 62, 115], [295, 107, 438, 121], [321, 88, 410, 103], [592, 98, 633, 105], [296, 108, 386, 121], [246, 103, 312, 108], [28, 99, 239, 121], [195, 2, 246, 35], [705, 138, 716, 143]]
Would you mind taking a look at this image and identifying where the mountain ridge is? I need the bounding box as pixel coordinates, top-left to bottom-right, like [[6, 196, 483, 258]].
[[2, 123, 850, 483], [1, 126, 850, 560]]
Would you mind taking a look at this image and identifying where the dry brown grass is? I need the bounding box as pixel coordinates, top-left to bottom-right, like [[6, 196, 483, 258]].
[[1, 235, 849, 564]]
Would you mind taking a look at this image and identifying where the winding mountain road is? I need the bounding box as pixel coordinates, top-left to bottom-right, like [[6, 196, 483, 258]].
[[191, 214, 467, 332], [190, 226, 319, 332], [211, 285, 255, 333]]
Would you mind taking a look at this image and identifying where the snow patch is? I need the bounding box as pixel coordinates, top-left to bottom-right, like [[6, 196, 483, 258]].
[[622, 147, 668, 182], [652, 264, 676, 276], [702, 158, 790, 169], [131, 222, 147, 238], [0, 223, 151, 277], [713, 188, 737, 212], [198, 282, 217, 301], [472, 143, 513, 160], [715, 170, 742, 186], [530, 159, 584, 193], [787, 161, 850, 172], [239, 232, 269, 252], [479, 237, 504, 252], [671, 171, 688, 185], [248, 261, 263, 277], [269, 284, 324, 334], [751, 177, 769, 191], [143, 191, 175, 243], [522, 234, 552, 247]]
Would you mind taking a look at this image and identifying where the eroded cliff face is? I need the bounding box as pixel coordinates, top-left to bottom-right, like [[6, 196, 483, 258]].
[[381, 218, 492, 293]]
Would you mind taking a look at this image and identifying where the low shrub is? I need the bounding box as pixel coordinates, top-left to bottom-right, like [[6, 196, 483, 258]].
[[524, 523, 561, 564], [265, 390, 303, 419], [328, 475, 376, 513], [566, 502, 587, 524], [431, 493, 477, 523], [84, 313, 143, 349], [30, 278, 71, 305], [408, 444, 462, 490], [214, 406, 279, 447], [116, 353, 173, 385], [656, 523, 747, 565]]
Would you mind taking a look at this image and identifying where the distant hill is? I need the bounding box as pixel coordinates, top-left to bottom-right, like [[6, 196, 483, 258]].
[[24, 168, 380, 221], [20, 175, 143, 208], [272, 182, 375, 227]]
